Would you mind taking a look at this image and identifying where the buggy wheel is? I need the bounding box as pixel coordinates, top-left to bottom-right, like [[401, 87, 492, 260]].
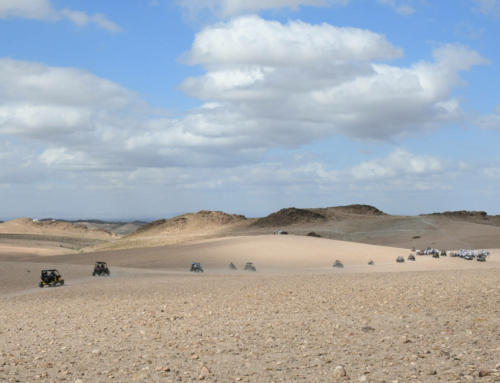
[[92, 271, 96, 276], [107, 272, 110, 276], [39, 282, 43, 288], [51, 281, 56, 287], [60, 280, 64, 286]]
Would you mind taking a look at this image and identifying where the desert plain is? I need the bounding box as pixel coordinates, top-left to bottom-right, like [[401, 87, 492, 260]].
[[1, 206, 500, 383]]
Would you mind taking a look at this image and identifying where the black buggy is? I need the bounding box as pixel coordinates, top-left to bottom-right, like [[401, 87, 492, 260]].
[[39, 269, 64, 288], [190, 262, 204, 273], [93, 262, 110, 276], [244, 262, 256, 272]]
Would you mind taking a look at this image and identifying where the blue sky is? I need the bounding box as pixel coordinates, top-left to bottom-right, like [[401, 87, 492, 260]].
[[0, 0, 500, 220]]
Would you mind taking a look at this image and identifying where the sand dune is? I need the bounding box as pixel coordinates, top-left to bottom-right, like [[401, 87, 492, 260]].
[[15, 235, 498, 276]]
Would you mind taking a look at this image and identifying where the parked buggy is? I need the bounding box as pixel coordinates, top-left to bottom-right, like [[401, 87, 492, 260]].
[[396, 256, 405, 263], [368, 259, 374, 265], [408, 254, 416, 261]]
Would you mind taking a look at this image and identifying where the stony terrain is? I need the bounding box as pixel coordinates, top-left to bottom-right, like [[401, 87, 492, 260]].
[[0, 266, 499, 383], [421, 211, 500, 228]]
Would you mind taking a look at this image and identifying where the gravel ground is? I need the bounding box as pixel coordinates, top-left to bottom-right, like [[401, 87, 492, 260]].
[[1, 268, 499, 383]]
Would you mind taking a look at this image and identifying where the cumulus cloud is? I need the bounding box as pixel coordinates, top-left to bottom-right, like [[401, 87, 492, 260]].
[[181, 17, 487, 142], [0, 0, 121, 33], [0, 18, 489, 194]]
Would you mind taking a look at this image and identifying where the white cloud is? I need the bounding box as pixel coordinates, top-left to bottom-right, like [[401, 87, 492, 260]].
[[176, 0, 425, 18], [0, 0, 57, 20], [475, 104, 500, 129], [0, 0, 122, 33], [60, 9, 122, 33], [177, 0, 349, 18], [180, 17, 487, 142], [484, 167, 500, 178], [350, 149, 445, 180], [472, 0, 500, 14], [376, 0, 415, 15], [0, 19, 489, 195], [183, 16, 403, 68]]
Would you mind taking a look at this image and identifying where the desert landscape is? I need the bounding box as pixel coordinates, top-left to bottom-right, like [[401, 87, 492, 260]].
[[0, 206, 499, 382]]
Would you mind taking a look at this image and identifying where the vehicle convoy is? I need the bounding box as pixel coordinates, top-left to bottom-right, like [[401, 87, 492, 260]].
[[408, 254, 416, 261], [39, 269, 64, 288], [190, 262, 204, 273], [228, 262, 237, 270], [244, 262, 257, 272], [93, 262, 110, 276], [396, 256, 405, 263], [333, 260, 344, 268]]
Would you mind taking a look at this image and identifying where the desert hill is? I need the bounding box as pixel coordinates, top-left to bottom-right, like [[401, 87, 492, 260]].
[[91, 210, 248, 251], [250, 207, 326, 228], [0, 218, 120, 241]]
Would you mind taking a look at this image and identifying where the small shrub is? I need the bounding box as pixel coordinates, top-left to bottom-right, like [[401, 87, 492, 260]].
[[307, 232, 321, 238], [413, 236, 421, 239]]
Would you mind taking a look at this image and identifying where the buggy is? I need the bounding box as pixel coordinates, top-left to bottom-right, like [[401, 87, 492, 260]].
[[39, 269, 64, 288], [432, 253, 440, 259], [279, 230, 288, 235], [450, 252, 458, 257], [441, 250, 447, 256], [396, 256, 405, 263], [333, 260, 344, 268], [464, 255, 473, 261], [190, 262, 204, 273], [244, 262, 256, 272], [93, 262, 110, 276], [368, 259, 374, 265], [408, 254, 416, 261], [477, 255, 486, 262], [228, 262, 237, 270]]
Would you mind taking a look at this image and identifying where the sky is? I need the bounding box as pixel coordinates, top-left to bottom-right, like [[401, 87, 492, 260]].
[[1, 0, 500, 220]]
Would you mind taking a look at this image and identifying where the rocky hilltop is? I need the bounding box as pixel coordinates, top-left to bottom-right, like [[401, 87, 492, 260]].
[[251, 208, 327, 228]]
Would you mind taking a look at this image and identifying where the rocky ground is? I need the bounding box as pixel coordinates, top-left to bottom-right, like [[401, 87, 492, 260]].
[[1, 267, 499, 383]]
